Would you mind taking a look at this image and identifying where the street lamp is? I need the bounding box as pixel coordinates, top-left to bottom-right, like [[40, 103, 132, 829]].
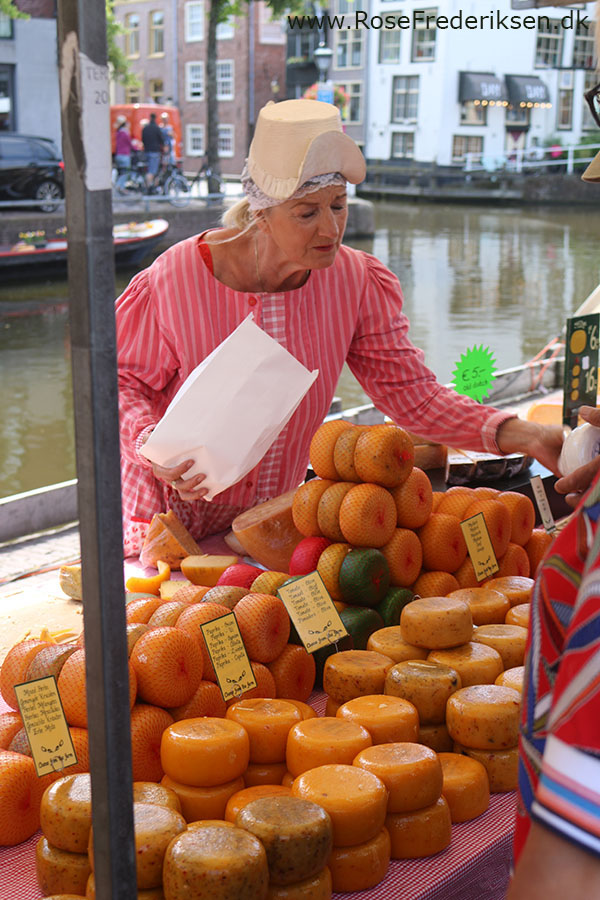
[[313, 42, 334, 104]]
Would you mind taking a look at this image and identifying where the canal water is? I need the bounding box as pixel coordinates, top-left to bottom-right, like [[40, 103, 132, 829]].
[[1, 201, 599, 499]]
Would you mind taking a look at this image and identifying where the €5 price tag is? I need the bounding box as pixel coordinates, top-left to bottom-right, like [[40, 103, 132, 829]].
[[278, 572, 348, 654], [460, 512, 500, 582], [201, 613, 257, 703], [452, 345, 496, 402], [14, 676, 78, 778]]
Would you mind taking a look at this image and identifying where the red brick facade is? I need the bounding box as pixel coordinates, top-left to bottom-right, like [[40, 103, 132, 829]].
[[15, 0, 56, 17]]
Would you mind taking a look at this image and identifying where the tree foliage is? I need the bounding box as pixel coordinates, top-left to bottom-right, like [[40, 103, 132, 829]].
[[105, 1, 140, 89], [0, 0, 27, 18]]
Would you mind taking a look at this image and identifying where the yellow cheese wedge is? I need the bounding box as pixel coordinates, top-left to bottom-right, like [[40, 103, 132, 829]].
[[386, 796, 452, 859], [472, 624, 528, 669], [366, 627, 428, 662], [160, 717, 250, 787], [438, 752, 490, 822], [266, 867, 332, 899], [225, 785, 293, 823], [232, 489, 304, 572], [180, 554, 240, 586], [505, 604, 530, 629], [400, 596, 473, 650], [448, 588, 510, 626], [454, 743, 519, 792], [140, 509, 203, 569], [427, 642, 503, 687], [322, 650, 394, 705], [36, 836, 91, 896], [327, 828, 390, 892], [495, 665, 525, 694], [40, 773, 92, 853], [159, 579, 193, 600], [286, 717, 372, 778], [446, 685, 521, 750], [226, 698, 302, 764], [418, 722, 454, 753], [58, 565, 83, 600], [160, 774, 245, 823], [336, 694, 419, 744], [353, 742, 443, 814], [485, 576, 534, 607], [384, 659, 462, 725]]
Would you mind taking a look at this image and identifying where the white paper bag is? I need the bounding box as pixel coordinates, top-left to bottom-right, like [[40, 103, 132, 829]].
[[140, 315, 319, 499]]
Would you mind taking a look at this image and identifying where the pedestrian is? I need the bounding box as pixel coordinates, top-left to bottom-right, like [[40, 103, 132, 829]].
[[114, 116, 132, 175], [141, 112, 164, 189]]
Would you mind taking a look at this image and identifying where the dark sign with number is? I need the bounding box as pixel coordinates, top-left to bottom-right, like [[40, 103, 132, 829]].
[[563, 314, 600, 428]]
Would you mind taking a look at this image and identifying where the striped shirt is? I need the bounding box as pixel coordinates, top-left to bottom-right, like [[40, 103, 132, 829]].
[[116, 234, 513, 553]]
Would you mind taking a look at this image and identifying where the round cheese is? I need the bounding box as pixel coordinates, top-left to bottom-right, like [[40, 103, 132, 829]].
[[160, 774, 245, 822], [386, 796, 452, 859], [292, 764, 388, 848], [282, 700, 318, 720], [244, 762, 289, 788], [418, 723, 454, 753], [448, 588, 510, 626], [163, 822, 269, 899], [446, 685, 521, 750], [454, 743, 519, 792], [236, 796, 333, 886], [225, 785, 293, 823], [266, 867, 332, 899], [472, 624, 528, 669], [327, 827, 390, 893], [505, 604, 530, 629], [438, 752, 490, 822], [281, 771, 295, 788], [384, 659, 462, 725], [366, 627, 428, 662], [85, 871, 167, 898], [336, 695, 419, 744], [324, 696, 340, 716], [486, 576, 534, 607], [36, 836, 91, 896], [160, 717, 249, 787], [286, 717, 372, 777], [427, 642, 503, 687], [322, 650, 394, 705], [133, 781, 182, 812], [353, 742, 443, 814], [226, 699, 302, 764], [400, 596, 473, 650], [495, 666, 525, 694], [40, 773, 92, 853]]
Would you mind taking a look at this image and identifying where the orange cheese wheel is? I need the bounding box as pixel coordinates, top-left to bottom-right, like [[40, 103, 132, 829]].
[[505, 604, 530, 629], [427, 642, 503, 687], [281, 771, 295, 788], [236, 796, 333, 885], [324, 696, 340, 716], [266, 867, 332, 899], [384, 659, 462, 725], [292, 764, 388, 847], [322, 650, 394, 705], [386, 796, 452, 859], [133, 781, 182, 812], [472, 624, 528, 669], [160, 774, 245, 822], [446, 685, 521, 750], [225, 785, 293, 823], [438, 752, 490, 822], [495, 665, 525, 694], [40, 773, 92, 853], [282, 700, 318, 720], [486, 576, 534, 607], [36, 836, 91, 896], [244, 761, 289, 787], [400, 596, 473, 650], [336, 695, 419, 744], [366, 627, 428, 663], [163, 822, 269, 899], [448, 588, 510, 626], [226, 698, 302, 764], [418, 722, 454, 753], [161, 717, 249, 787], [353, 742, 443, 814], [286, 717, 372, 777], [327, 827, 391, 893], [454, 743, 519, 792]]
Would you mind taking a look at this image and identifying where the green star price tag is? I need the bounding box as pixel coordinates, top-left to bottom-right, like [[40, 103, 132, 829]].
[[452, 345, 496, 402]]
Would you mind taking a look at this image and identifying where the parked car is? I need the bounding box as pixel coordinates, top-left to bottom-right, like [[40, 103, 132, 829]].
[[0, 133, 64, 211]]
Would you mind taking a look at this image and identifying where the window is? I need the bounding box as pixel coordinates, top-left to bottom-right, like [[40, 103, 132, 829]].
[[186, 124, 205, 156], [391, 75, 419, 121], [124, 13, 139, 57], [379, 27, 401, 63], [460, 101, 487, 126], [259, 4, 285, 44], [336, 30, 363, 68], [557, 70, 573, 130], [452, 135, 483, 164], [125, 85, 140, 104], [149, 10, 164, 56], [391, 132, 414, 159], [337, 0, 365, 14], [0, 13, 13, 39], [185, 2, 204, 42], [218, 124, 234, 157], [186, 62, 204, 101], [287, 29, 319, 61], [583, 71, 599, 130], [216, 61, 234, 100], [149, 78, 164, 104], [412, 8, 437, 61], [506, 105, 530, 127], [337, 82, 362, 124], [535, 19, 562, 68], [572, 20, 595, 69], [217, 16, 235, 40]]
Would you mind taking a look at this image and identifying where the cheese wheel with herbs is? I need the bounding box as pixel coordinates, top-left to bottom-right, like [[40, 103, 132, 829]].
[[384, 659, 462, 725], [236, 796, 333, 886], [327, 827, 391, 893], [132, 781, 182, 812], [400, 596, 473, 650], [446, 685, 521, 750], [292, 764, 388, 848], [505, 604, 530, 629], [163, 821, 269, 900], [385, 797, 452, 859], [366, 627, 428, 662], [35, 836, 91, 896], [85, 872, 166, 898], [244, 761, 289, 788], [226, 698, 302, 764], [495, 665, 525, 694], [322, 650, 394, 705], [438, 752, 490, 822], [336, 695, 419, 744], [225, 785, 293, 823], [471, 624, 528, 670], [454, 743, 519, 792], [40, 773, 92, 854], [427, 642, 503, 687], [353, 742, 443, 814], [448, 588, 510, 626], [286, 717, 372, 777], [160, 717, 249, 787], [266, 867, 332, 899], [418, 722, 454, 753], [485, 576, 534, 607], [160, 774, 245, 822]]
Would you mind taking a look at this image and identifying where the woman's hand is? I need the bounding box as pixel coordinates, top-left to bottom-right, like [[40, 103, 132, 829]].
[[554, 405, 600, 506], [496, 417, 565, 476], [151, 458, 208, 502]]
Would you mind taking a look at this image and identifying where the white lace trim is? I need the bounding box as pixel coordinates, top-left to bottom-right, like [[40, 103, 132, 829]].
[[241, 164, 346, 210]]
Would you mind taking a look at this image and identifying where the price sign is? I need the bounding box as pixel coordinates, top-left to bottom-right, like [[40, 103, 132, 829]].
[[452, 345, 496, 402], [530, 475, 556, 533], [201, 613, 257, 702], [460, 512, 500, 582], [563, 314, 600, 428], [278, 572, 348, 653], [14, 676, 78, 777]]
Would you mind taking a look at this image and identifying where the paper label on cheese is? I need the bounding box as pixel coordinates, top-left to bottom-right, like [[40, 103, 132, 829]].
[[277, 572, 348, 653], [14, 676, 78, 777], [461, 512, 500, 582], [530, 474, 556, 533], [201, 613, 257, 702]]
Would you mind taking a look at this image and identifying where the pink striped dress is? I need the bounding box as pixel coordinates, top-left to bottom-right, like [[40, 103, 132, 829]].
[[116, 233, 513, 555]]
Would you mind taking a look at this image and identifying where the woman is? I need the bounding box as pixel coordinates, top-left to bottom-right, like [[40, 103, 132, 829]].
[[114, 116, 132, 175], [116, 98, 564, 555]]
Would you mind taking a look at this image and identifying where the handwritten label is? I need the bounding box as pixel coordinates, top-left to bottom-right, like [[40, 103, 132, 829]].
[[277, 572, 348, 653], [200, 613, 257, 703], [530, 475, 556, 533], [451, 345, 496, 402], [563, 314, 600, 428], [460, 512, 500, 582], [14, 677, 77, 777]]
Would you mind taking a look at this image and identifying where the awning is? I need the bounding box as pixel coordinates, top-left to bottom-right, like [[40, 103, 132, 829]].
[[459, 72, 507, 103], [505, 74, 551, 107]]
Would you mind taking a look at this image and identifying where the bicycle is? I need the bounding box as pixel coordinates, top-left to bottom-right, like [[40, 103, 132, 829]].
[[188, 158, 224, 200], [115, 153, 191, 208]]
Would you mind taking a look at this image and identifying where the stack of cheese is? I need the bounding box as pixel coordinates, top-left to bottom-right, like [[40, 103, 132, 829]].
[[321, 649, 395, 715], [226, 698, 303, 789]]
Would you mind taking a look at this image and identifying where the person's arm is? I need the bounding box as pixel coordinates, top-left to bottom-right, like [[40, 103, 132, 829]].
[[507, 821, 600, 899]]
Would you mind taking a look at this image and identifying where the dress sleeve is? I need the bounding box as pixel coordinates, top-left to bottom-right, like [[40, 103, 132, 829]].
[[345, 253, 514, 453]]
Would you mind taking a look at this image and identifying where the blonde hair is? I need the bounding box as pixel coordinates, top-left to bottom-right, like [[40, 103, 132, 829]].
[[221, 197, 256, 233]]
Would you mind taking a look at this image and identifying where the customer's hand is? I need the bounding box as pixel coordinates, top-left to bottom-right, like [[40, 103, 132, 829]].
[[496, 417, 564, 476], [554, 405, 600, 506], [151, 458, 208, 501]]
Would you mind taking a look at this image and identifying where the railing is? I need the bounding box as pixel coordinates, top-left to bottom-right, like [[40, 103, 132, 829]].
[[463, 142, 600, 175]]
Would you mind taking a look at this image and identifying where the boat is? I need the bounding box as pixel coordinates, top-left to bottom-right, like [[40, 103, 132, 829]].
[[0, 218, 169, 276]]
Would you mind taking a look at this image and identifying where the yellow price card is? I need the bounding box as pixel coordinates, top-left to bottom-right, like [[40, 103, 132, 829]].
[[460, 512, 500, 582], [277, 572, 348, 654], [14, 676, 78, 778], [201, 613, 257, 703]]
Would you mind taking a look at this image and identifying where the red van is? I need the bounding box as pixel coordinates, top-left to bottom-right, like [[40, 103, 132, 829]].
[[110, 104, 182, 160]]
